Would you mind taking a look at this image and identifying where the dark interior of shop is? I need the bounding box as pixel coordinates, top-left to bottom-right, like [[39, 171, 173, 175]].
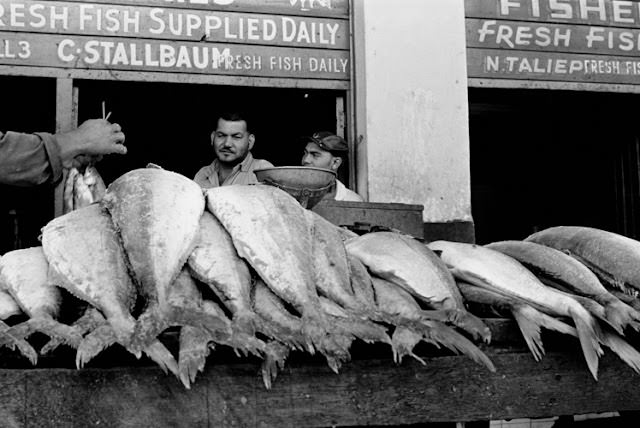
[[0, 76, 56, 254], [1, 76, 346, 252], [470, 87, 640, 244], [75, 79, 345, 185]]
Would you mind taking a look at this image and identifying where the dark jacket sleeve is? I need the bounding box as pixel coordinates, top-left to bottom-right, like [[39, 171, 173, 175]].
[[0, 131, 63, 187]]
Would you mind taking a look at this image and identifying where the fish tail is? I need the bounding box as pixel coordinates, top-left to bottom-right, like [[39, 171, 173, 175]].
[[330, 315, 391, 345], [170, 306, 232, 341], [418, 320, 495, 372], [0, 320, 38, 365], [143, 340, 180, 380], [391, 327, 425, 365], [422, 309, 492, 344], [42, 308, 106, 354], [603, 299, 640, 333], [304, 317, 352, 373], [261, 341, 290, 389], [600, 329, 640, 374], [130, 307, 168, 355], [75, 324, 117, 369], [178, 326, 212, 389], [511, 304, 578, 361], [28, 317, 84, 349], [568, 304, 604, 381]]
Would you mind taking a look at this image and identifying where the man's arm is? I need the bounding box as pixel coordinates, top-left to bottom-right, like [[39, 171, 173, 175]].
[[0, 119, 125, 187], [0, 131, 63, 187]]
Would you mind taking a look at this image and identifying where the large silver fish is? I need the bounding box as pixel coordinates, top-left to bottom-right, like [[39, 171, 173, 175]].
[[526, 226, 640, 295], [102, 168, 225, 352], [486, 240, 640, 334], [187, 211, 258, 335], [428, 240, 604, 380], [345, 232, 491, 342], [0, 247, 82, 351], [41, 204, 178, 376], [206, 184, 349, 359]]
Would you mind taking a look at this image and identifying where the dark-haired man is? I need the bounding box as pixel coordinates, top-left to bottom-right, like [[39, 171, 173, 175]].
[[301, 131, 363, 202], [194, 112, 273, 188]]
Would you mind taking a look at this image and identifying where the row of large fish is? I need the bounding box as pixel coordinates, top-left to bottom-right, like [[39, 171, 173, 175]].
[[0, 168, 639, 388]]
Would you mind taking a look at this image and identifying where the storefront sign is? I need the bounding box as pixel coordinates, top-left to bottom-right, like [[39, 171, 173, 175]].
[[0, 0, 349, 82], [465, 0, 640, 86]]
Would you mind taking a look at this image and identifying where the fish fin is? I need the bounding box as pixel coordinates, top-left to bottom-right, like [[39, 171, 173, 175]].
[[600, 329, 640, 374], [564, 251, 628, 293], [76, 324, 117, 369], [130, 307, 168, 355], [28, 317, 84, 349], [222, 330, 266, 358], [568, 305, 604, 381], [329, 315, 391, 345], [572, 295, 624, 336], [510, 304, 577, 361], [170, 305, 231, 341], [391, 327, 425, 365], [420, 309, 492, 344], [603, 300, 640, 334], [0, 320, 38, 365], [261, 341, 290, 390], [417, 320, 495, 372], [143, 340, 180, 380], [178, 326, 212, 389], [42, 308, 106, 354]]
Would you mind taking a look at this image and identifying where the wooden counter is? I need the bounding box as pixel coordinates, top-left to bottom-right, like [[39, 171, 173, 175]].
[[0, 320, 639, 427]]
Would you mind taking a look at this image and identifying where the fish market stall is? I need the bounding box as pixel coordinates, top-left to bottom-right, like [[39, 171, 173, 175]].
[[2, 167, 640, 428]]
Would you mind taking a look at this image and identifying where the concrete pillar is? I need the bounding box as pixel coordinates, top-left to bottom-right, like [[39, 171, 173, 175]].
[[352, 0, 471, 224]]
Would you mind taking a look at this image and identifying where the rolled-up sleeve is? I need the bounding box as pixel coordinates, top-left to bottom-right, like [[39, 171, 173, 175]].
[[0, 131, 63, 187]]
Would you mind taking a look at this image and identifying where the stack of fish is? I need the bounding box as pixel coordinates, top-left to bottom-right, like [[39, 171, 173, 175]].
[[1, 168, 640, 388], [0, 168, 496, 389]]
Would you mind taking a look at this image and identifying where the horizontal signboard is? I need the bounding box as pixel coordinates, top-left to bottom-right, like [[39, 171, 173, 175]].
[[468, 47, 640, 84], [465, 0, 640, 86], [60, 0, 349, 18], [0, 1, 348, 49], [467, 18, 640, 57], [0, 32, 349, 79], [465, 0, 640, 29]]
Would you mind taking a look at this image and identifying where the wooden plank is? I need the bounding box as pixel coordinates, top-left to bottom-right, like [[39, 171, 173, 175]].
[[468, 76, 640, 94], [1, 348, 639, 427], [0, 64, 350, 89], [0, 370, 25, 428], [467, 18, 640, 57], [0, 2, 349, 49], [59, 0, 349, 18], [0, 32, 349, 80], [465, 0, 640, 29], [467, 47, 640, 85]]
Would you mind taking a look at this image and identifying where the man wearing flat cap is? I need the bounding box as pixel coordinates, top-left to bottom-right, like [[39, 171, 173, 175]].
[[301, 131, 363, 202]]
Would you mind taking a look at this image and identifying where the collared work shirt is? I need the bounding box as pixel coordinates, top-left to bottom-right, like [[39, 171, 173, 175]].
[[335, 179, 363, 202], [0, 131, 63, 187], [193, 152, 273, 188]]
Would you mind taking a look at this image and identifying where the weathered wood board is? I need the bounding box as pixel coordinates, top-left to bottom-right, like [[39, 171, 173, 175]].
[[0, 342, 638, 427]]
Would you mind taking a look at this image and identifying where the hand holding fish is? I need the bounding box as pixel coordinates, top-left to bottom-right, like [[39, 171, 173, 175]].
[[56, 119, 126, 168]]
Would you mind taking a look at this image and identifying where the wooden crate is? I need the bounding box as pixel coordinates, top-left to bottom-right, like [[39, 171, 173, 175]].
[[312, 201, 425, 238]]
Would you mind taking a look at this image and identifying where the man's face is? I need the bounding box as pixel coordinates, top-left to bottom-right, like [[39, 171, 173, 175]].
[[212, 118, 255, 165], [301, 142, 342, 171]]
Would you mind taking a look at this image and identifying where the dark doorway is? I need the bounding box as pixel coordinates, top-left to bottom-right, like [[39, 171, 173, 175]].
[[469, 88, 640, 244], [75, 80, 346, 186], [0, 76, 56, 254]]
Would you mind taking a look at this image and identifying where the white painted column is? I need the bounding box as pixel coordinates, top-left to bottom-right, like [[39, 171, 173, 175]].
[[352, 0, 471, 223]]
